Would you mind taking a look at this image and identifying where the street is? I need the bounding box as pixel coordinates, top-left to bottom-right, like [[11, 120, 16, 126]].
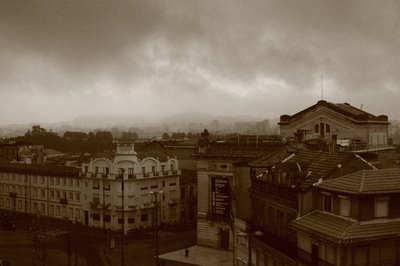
[[0, 216, 196, 266]]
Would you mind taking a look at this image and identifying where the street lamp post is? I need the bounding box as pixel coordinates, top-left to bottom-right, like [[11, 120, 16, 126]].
[[149, 190, 163, 266], [120, 169, 125, 266]]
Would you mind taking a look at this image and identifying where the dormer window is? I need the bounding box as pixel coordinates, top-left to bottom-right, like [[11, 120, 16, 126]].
[[322, 192, 332, 212], [375, 197, 389, 218], [339, 196, 350, 217]]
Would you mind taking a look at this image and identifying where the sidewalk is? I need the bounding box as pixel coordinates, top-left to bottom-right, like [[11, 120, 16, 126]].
[[159, 245, 233, 266]]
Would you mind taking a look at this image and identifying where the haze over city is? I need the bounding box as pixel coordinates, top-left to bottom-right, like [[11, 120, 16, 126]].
[[0, 1, 399, 126]]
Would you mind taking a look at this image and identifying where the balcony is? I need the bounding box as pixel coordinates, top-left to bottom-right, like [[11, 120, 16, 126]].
[[9, 192, 17, 198], [128, 174, 136, 179], [128, 205, 137, 210]]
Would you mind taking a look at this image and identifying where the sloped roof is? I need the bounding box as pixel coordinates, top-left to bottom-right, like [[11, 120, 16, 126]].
[[315, 168, 400, 194], [280, 100, 388, 124], [291, 210, 400, 245], [293, 150, 353, 190], [253, 148, 357, 191]]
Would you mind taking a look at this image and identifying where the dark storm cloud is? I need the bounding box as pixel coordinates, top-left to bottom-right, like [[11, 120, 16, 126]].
[[0, 0, 399, 124]]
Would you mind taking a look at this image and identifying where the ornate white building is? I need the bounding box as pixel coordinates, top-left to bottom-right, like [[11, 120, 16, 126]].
[[80, 143, 181, 230]]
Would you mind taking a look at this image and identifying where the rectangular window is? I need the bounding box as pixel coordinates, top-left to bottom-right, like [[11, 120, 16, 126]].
[[40, 189, 45, 199], [339, 197, 350, 217], [141, 214, 148, 222], [69, 179, 73, 187], [118, 218, 124, 224], [56, 177, 60, 185], [326, 124, 331, 134], [33, 176, 37, 183], [56, 206, 60, 216], [375, 197, 389, 218], [93, 213, 100, 221], [56, 191, 60, 199], [169, 182, 176, 186], [92, 180, 100, 189], [322, 193, 332, 212], [62, 178, 66, 186], [50, 177, 54, 185], [68, 207, 74, 218], [50, 190, 54, 199], [75, 193, 80, 202], [68, 192, 73, 201], [49, 205, 54, 216], [104, 215, 111, 222], [41, 177, 45, 184], [75, 208, 80, 220], [128, 168, 134, 175]]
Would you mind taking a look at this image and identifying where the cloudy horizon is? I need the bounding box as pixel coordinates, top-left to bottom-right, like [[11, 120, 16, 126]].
[[1, 1, 399, 126]]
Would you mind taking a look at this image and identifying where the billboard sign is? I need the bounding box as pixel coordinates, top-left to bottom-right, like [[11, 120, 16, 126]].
[[211, 176, 231, 218]]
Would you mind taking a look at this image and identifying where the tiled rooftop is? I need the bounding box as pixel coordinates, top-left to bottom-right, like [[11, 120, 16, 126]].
[[315, 168, 400, 194], [252, 148, 357, 190], [291, 210, 400, 244]]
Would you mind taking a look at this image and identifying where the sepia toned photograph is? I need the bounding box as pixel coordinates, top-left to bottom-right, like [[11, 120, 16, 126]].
[[0, 1, 399, 265]]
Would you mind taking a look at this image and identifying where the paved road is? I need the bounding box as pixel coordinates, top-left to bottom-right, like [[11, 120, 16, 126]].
[[0, 225, 196, 266]]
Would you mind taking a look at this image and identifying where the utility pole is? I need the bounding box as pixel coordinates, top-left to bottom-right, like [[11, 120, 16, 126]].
[[150, 191, 163, 266], [121, 169, 125, 266], [67, 218, 71, 266]]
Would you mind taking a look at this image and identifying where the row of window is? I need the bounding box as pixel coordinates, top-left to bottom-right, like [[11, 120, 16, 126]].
[[0, 174, 80, 187], [0, 184, 80, 202], [322, 193, 389, 218], [85, 164, 177, 176], [0, 198, 80, 219]]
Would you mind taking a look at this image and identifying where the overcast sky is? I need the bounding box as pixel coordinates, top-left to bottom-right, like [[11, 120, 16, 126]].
[[0, 0, 399, 126]]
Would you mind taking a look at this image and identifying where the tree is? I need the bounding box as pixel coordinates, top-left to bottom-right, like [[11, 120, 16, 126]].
[[162, 133, 170, 140], [120, 131, 138, 141]]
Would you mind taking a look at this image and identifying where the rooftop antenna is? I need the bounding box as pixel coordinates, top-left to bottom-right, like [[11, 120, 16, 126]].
[[321, 73, 324, 100]]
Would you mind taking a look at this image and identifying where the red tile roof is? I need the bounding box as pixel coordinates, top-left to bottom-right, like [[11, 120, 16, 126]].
[[291, 210, 400, 244], [315, 168, 400, 194]]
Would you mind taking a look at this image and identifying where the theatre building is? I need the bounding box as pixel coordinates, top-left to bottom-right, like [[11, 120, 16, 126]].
[[279, 100, 390, 152]]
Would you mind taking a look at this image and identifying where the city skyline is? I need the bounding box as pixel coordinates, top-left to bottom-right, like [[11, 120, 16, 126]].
[[1, 1, 399, 126]]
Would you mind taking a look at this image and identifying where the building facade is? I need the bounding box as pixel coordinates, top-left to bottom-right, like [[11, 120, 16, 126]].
[[0, 163, 82, 222], [279, 100, 390, 152], [80, 143, 181, 230], [241, 147, 374, 266], [292, 168, 400, 265], [195, 136, 286, 251], [0, 143, 182, 231]]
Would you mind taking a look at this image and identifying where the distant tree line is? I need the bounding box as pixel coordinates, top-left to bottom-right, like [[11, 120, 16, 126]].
[[8, 125, 211, 154], [161, 132, 202, 140], [8, 125, 139, 154]]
